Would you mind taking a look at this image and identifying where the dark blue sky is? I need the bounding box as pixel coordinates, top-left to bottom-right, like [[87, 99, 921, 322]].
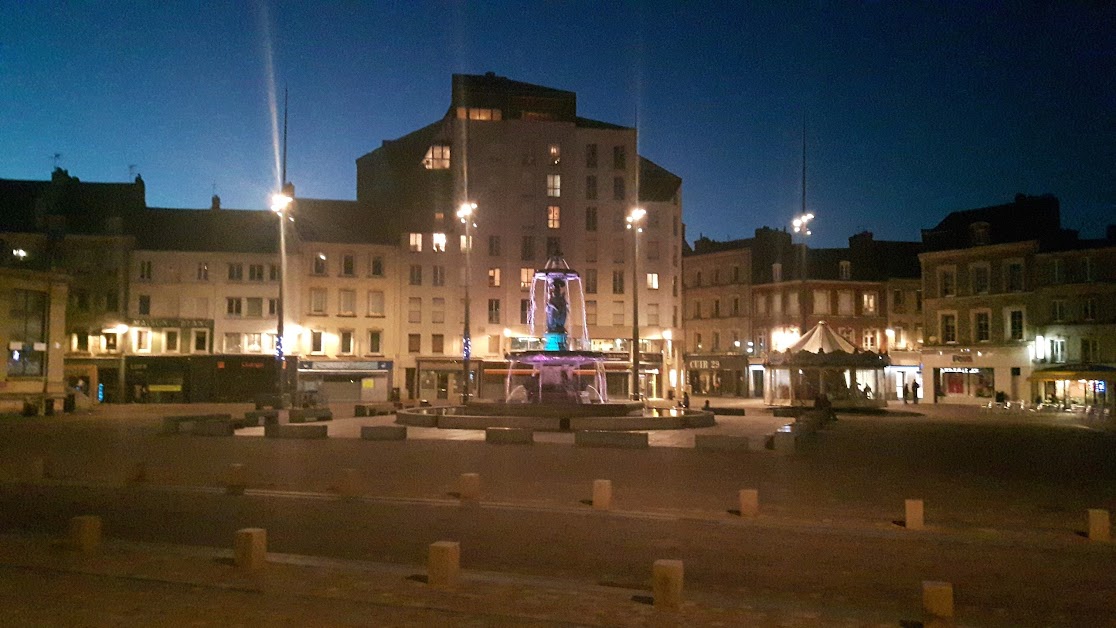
[[2, 1, 1113, 247]]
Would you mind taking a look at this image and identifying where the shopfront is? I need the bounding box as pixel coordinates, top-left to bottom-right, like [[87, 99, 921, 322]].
[[298, 360, 393, 404], [933, 366, 996, 402]]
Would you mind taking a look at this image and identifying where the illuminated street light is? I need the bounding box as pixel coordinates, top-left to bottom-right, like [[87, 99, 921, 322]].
[[792, 212, 814, 235], [271, 188, 294, 408], [458, 202, 477, 403], [626, 207, 646, 400]]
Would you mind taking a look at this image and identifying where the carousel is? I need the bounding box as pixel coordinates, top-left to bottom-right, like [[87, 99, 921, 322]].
[[764, 321, 890, 409]]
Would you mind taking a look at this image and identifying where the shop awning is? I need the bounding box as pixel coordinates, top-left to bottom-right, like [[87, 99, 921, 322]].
[[1028, 363, 1116, 381]]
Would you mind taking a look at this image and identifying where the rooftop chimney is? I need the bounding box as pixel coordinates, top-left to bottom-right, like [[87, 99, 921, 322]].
[[210, 195, 221, 211]]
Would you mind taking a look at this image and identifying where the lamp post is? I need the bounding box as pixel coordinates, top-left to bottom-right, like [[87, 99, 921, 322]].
[[626, 207, 646, 400], [792, 211, 814, 333], [457, 202, 477, 404], [271, 189, 293, 407]]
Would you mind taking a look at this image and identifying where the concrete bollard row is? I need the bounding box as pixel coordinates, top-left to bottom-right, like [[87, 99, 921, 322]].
[[905, 499, 925, 530], [652, 559, 684, 610], [428, 541, 460, 589], [458, 473, 481, 500], [593, 479, 612, 510], [738, 489, 759, 517], [226, 463, 247, 495], [1088, 508, 1111, 542], [235, 528, 267, 571], [69, 515, 102, 553]]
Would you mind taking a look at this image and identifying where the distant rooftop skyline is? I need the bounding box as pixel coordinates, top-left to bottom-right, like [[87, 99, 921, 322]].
[[1, 2, 1112, 248]]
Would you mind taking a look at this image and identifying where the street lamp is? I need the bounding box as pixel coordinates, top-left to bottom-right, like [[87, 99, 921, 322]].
[[626, 207, 646, 400], [271, 189, 293, 407], [457, 202, 477, 404]]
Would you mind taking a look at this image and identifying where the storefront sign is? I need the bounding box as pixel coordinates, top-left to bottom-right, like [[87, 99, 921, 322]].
[[129, 318, 212, 328], [941, 367, 982, 374], [687, 359, 720, 370], [951, 354, 974, 363], [300, 360, 391, 371]]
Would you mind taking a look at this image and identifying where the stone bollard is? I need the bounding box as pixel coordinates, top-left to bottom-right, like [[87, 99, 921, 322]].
[[235, 528, 267, 571], [652, 559, 684, 610], [905, 499, 925, 530], [1087, 509, 1111, 542], [69, 515, 102, 553], [428, 541, 461, 589], [458, 473, 480, 500], [226, 463, 248, 496], [739, 489, 759, 517], [922, 580, 954, 627], [338, 468, 361, 499], [128, 461, 147, 483], [593, 479, 612, 510]]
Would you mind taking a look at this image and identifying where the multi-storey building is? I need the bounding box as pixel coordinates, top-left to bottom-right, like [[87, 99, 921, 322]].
[[684, 227, 920, 400], [918, 194, 1115, 406], [356, 73, 683, 400], [681, 238, 753, 397]]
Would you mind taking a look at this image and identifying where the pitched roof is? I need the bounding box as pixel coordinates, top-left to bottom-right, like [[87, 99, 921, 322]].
[[135, 208, 278, 253], [639, 156, 681, 203], [293, 198, 395, 245], [790, 321, 857, 354]]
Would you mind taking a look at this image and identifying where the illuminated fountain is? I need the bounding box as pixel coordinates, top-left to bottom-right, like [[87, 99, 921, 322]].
[[397, 256, 714, 431]]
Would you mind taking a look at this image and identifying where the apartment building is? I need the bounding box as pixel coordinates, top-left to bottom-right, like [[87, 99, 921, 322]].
[[356, 73, 684, 400], [918, 194, 1116, 406], [684, 227, 920, 400]]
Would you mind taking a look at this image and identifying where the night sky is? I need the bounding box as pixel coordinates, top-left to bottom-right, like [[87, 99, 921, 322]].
[[2, 1, 1113, 247]]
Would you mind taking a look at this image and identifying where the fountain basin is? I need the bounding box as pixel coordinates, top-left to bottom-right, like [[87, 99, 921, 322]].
[[396, 403, 715, 431]]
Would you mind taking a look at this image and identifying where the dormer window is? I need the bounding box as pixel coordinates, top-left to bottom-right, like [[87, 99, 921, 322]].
[[422, 144, 450, 170], [839, 260, 851, 280], [969, 221, 990, 246]]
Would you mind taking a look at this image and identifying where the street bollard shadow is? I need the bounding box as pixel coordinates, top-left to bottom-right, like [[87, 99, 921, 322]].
[[406, 574, 428, 583], [631, 594, 654, 605]]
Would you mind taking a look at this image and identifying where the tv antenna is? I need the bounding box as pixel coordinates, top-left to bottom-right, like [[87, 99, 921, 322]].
[[52, 153, 62, 168]]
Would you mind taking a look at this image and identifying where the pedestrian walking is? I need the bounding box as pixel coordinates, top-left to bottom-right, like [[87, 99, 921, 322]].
[[911, 380, 920, 404], [903, 383, 910, 404]]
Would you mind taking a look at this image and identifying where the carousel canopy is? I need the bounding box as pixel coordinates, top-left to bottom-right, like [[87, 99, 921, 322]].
[[1028, 363, 1116, 382], [765, 320, 891, 368]]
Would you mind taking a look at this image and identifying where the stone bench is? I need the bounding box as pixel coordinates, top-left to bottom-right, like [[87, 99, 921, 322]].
[[707, 407, 746, 416], [694, 434, 751, 451], [245, 409, 279, 425], [772, 407, 800, 418], [354, 403, 394, 417], [574, 430, 649, 449], [288, 408, 333, 423], [360, 425, 407, 441], [163, 414, 232, 434], [264, 424, 328, 439], [485, 427, 534, 444]]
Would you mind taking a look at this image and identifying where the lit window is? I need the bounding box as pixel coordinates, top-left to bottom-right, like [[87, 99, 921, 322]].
[[941, 314, 957, 343], [367, 290, 385, 316], [646, 273, 659, 290], [309, 289, 326, 314], [547, 174, 561, 197], [135, 329, 151, 352], [547, 205, 561, 229], [246, 333, 262, 353], [339, 289, 356, 316], [460, 235, 472, 252], [862, 329, 878, 350], [422, 144, 451, 169], [520, 268, 533, 290], [432, 233, 447, 252], [549, 144, 560, 165], [862, 292, 877, 315], [409, 233, 422, 252], [488, 268, 501, 287]]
